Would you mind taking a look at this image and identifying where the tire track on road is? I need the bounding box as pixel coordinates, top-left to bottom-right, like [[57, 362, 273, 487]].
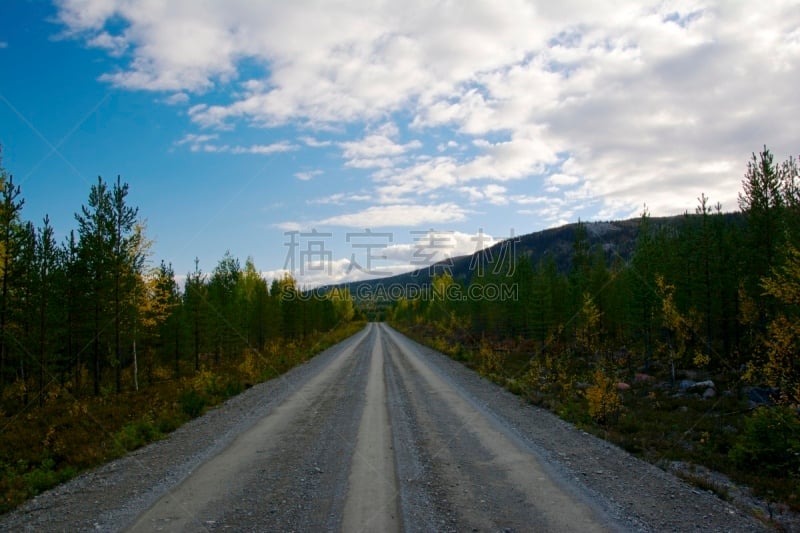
[[342, 325, 401, 532], [126, 326, 375, 532], [382, 323, 615, 532]]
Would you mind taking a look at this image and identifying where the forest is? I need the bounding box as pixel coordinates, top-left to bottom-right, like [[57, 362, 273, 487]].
[[0, 149, 358, 510], [388, 146, 800, 511], [2, 145, 800, 515]]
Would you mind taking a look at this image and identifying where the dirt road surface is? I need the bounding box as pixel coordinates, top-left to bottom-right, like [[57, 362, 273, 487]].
[[1, 323, 765, 532]]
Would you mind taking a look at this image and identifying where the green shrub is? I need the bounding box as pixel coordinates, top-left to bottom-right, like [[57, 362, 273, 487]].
[[730, 406, 800, 474], [156, 414, 184, 434], [22, 458, 58, 495], [1, 457, 79, 503], [112, 418, 161, 455], [178, 388, 206, 418], [558, 399, 592, 426], [221, 379, 243, 399]]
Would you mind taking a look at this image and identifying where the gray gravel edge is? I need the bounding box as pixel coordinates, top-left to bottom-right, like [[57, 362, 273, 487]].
[[388, 325, 768, 533], [0, 329, 369, 532]]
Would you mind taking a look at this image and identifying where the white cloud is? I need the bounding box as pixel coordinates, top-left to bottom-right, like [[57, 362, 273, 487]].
[[54, 1, 545, 117], [57, 0, 800, 223], [308, 193, 345, 205], [231, 142, 297, 154], [370, 130, 558, 203], [300, 136, 332, 148], [307, 193, 371, 205], [295, 170, 323, 181], [339, 122, 422, 169], [275, 221, 303, 232], [380, 230, 498, 264], [290, 203, 468, 228], [175, 133, 219, 151], [162, 92, 189, 105], [459, 184, 509, 205], [546, 173, 581, 187], [87, 31, 127, 56], [514, 195, 551, 205], [175, 133, 296, 155]]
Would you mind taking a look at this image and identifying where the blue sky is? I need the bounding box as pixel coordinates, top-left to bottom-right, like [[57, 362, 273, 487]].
[[1, 1, 799, 286]]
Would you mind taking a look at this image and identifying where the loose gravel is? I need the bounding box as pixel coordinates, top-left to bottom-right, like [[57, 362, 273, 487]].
[[0, 324, 773, 532]]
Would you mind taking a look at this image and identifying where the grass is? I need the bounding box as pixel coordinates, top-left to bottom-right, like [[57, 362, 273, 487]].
[[673, 468, 732, 502]]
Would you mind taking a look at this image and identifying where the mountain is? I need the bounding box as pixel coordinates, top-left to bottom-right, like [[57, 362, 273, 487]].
[[327, 213, 737, 302]]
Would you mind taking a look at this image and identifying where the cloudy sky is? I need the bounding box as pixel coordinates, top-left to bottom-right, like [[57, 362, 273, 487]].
[[1, 1, 798, 285]]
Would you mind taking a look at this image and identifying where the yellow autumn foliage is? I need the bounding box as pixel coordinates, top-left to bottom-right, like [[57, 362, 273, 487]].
[[752, 244, 800, 402], [477, 337, 501, 376], [585, 367, 622, 424], [237, 350, 263, 383]]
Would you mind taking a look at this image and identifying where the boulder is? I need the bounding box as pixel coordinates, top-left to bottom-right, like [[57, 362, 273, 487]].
[[687, 380, 715, 393], [678, 379, 696, 391], [744, 386, 778, 407], [702, 388, 716, 400], [616, 382, 631, 391]]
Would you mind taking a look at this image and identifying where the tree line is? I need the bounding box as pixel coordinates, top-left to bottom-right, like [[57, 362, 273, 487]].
[[390, 146, 800, 403], [0, 152, 355, 407]]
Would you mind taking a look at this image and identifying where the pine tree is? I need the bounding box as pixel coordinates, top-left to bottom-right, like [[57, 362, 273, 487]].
[[273, 274, 301, 340], [109, 176, 141, 392], [738, 147, 785, 298], [0, 170, 25, 387], [209, 252, 241, 360], [154, 262, 181, 378], [184, 258, 207, 372], [509, 255, 534, 338], [62, 231, 85, 392], [531, 257, 558, 343], [238, 258, 268, 348], [18, 221, 36, 396], [630, 208, 659, 370], [779, 155, 800, 245], [569, 220, 591, 306], [34, 216, 57, 404], [76, 177, 113, 396]]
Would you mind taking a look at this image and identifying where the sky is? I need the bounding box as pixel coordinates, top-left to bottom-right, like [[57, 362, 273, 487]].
[[1, 1, 799, 286]]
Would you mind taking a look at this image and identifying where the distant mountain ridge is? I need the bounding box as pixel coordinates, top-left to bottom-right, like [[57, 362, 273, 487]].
[[328, 213, 734, 300]]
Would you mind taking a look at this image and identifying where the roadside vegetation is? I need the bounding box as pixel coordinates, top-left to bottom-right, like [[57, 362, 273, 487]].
[[0, 320, 363, 513], [0, 146, 360, 512], [389, 146, 800, 515]]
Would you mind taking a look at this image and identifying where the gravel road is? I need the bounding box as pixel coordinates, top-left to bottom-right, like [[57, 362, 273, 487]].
[[0, 323, 766, 532]]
